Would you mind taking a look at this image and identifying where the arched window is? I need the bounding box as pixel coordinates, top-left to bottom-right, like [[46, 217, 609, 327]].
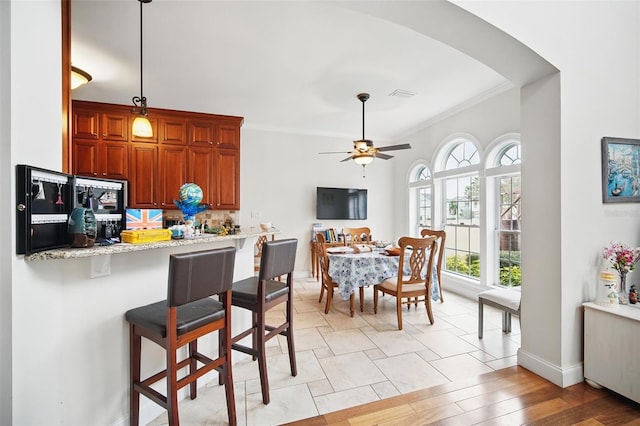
[[436, 138, 481, 280], [486, 138, 521, 287]]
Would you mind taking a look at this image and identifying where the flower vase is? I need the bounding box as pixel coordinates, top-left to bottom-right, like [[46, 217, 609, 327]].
[[618, 271, 629, 304]]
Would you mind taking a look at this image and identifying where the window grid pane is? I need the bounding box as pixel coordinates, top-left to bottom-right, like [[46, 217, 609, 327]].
[[444, 173, 480, 279], [418, 187, 432, 228], [498, 144, 521, 166], [498, 175, 521, 287], [445, 141, 479, 170]]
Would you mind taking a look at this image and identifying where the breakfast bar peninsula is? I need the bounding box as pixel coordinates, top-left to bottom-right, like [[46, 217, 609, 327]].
[[20, 230, 276, 425]]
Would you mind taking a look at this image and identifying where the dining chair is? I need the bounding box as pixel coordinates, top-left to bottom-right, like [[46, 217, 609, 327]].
[[125, 247, 237, 426], [342, 226, 371, 312], [420, 228, 446, 303], [316, 232, 357, 316], [373, 236, 438, 330], [227, 238, 298, 405], [254, 234, 268, 275], [342, 226, 371, 246]]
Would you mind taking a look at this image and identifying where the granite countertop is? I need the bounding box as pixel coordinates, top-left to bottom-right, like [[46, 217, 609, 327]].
[[25, 229, 279, 261]]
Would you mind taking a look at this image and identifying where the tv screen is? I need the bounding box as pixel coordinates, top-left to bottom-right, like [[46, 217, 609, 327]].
[[316, 187, 367, 220]]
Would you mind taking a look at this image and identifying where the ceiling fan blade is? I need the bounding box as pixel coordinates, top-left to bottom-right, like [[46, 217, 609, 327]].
[[340, 156, 354, 162], [376, 152, 394, 160], [376, 143, 412, 152]]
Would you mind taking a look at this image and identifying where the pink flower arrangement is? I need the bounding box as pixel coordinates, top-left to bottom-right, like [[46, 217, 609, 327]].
[[603, 242, 640, 274]]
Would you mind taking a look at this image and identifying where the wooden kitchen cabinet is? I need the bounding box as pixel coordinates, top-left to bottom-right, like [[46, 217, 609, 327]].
[[189, 119, 240, 149], [72, 108, 99, 140], [72, 105, 129, 179], [188, 146, 215, 206], [101, 112, 129, 141], [160, 117, 188, 145], [188, 147, 240, 210], [217, 122, 240, 149], [159, 145, 188, 207], [72, 100, 242, 209], [215, 149, 240, 209], [128, 143, 158, 208], [72, 140, 128, 179]]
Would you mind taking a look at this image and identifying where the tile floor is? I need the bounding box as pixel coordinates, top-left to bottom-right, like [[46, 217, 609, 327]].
[[148, 277, 520, 425]]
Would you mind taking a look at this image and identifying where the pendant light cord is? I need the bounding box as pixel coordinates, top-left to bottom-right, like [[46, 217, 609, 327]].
[[139, 0, 144, 101]]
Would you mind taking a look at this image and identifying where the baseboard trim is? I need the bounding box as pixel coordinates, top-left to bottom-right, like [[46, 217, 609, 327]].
[[518, 348, 584, 388]]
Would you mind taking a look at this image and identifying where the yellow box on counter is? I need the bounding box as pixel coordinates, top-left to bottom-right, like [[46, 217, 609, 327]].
[[120, 229, 172, 244]]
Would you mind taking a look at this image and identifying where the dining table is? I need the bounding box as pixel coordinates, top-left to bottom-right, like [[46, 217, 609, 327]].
[[327, 247, 440, 315]]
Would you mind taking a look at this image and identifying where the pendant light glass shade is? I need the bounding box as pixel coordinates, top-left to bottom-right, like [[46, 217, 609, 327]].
[[353, 153, 374, 165], [132, 115, 153, 137], [71, 66, 92, 89]]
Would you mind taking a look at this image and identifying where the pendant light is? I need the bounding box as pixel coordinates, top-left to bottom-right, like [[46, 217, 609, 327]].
[[131, 0, 153, 138], [70, 66, 92, 90]]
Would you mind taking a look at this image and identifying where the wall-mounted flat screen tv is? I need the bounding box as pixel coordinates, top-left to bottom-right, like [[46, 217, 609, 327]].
[[316, 187, 367, 220]]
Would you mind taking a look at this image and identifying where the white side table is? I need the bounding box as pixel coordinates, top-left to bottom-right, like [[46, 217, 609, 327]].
[[583, 302, 640, 404]]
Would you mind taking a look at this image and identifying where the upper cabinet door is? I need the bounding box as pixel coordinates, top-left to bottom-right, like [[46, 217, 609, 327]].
[[215, 149, 240, 210], [216, 123, 240, 149], [160, 117, 188, 145], [73, 109, 99, 140], [189, 120, 216, 146], [101, 113, 129, 141]]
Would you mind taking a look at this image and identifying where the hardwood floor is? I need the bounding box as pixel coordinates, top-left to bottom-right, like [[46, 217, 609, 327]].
[[284, 366, 640, 425]]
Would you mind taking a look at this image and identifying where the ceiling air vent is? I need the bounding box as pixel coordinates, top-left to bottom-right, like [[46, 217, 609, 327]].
[[388, 89, 416, 98]]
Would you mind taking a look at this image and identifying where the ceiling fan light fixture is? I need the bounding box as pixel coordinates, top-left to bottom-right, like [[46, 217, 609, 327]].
[[131, 0, 153, 138], [353, 153, 374, 166], [70, 66, 92, 90]]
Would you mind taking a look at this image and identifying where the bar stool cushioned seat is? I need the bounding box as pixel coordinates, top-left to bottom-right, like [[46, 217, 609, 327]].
[[125, 246, 237, 426], [478, 287, 521, 339]]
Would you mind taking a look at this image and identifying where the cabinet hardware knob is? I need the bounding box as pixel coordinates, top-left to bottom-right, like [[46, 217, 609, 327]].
[[102, 173, 106, 176]]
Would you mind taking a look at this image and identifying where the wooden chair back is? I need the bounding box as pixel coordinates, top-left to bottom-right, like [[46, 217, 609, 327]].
[[343, 226, 371, 246], [397, 236, 438, 290], [420, 228, 446, 301], [315, 233, 332, 286]]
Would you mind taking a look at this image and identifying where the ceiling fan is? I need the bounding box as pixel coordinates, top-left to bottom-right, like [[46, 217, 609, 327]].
[[319, 92, 411, 176]]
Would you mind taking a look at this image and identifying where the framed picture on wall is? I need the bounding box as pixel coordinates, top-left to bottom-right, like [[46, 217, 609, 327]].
[[602, 136, 640, 203]]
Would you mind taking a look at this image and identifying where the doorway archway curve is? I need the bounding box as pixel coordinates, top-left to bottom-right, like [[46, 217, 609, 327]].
[[336, 1, 566, 387]]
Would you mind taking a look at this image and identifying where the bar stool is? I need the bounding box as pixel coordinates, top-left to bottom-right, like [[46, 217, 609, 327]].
[[125, 247, 237, 426], [227, 238, 298, 404]]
